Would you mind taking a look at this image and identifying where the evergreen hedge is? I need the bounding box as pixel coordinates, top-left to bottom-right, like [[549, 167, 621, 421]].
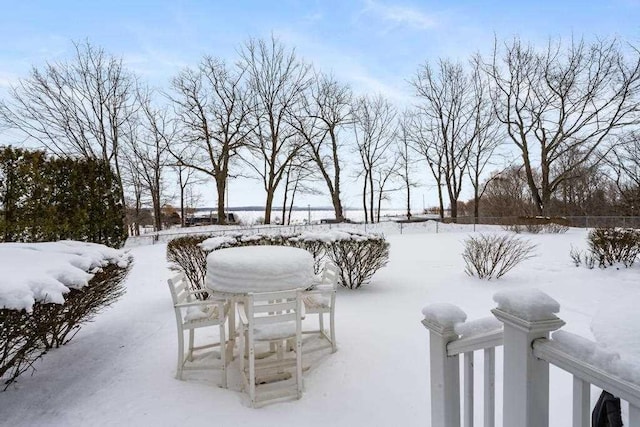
[[0, 146, 126, 247]]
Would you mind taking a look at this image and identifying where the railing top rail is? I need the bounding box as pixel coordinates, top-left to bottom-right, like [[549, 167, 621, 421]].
[[447, 328, 504, 356], [534, 338, 640, 408]]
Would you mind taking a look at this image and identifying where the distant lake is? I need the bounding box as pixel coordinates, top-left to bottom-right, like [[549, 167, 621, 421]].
[[200, 208, 413, 225]]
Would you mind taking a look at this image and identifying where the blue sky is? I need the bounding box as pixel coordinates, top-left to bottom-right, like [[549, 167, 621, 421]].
[[1, 0, 640, 210]]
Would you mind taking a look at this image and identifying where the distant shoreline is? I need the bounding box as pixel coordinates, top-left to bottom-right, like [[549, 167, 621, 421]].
[[195, 206, 409, 212]]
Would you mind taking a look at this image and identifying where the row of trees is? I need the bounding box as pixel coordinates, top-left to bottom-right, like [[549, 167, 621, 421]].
[[1, 36, 640, 231]]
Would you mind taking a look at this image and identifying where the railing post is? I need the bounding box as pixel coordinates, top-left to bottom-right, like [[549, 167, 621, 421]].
[[422, 303, 467, 427], [492, 289, 565, 427]]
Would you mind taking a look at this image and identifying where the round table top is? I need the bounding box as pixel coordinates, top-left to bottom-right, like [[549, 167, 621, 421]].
[[205, 245, 314, 293]]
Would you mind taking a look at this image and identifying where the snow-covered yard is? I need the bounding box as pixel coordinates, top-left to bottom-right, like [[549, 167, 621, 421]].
[[1, 226, 639, 426]]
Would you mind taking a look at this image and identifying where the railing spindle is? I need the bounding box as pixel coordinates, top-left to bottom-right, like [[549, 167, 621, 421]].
[[464, 351, 474, 427], [572, 377, 589, 427], [630, 403, 640, 426], [484, 348, 495, 427]]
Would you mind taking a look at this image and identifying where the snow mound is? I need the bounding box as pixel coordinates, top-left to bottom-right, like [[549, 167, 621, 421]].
[[292, 230, 382, 243], [206, 246, 314, 293], [0, 241, 130, 312], [455, 316, 502, 337], [493, 288, 560, 321], [422, 303, 467, 328], [552, 330, 640, 384], [199, 236, 238, 251], [591, 295, 640, 377]]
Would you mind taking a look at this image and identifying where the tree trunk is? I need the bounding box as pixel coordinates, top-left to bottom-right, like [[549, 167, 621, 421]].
[[473, 186, 480, 221], [368, 172, 375, 223], [406, 180, 412, 220], [215, 175, 226, 225], [264, 190, 274, 225], [436, 181, 445, 219], [362, 171, 369, 224], [281, 170, 290, 225]]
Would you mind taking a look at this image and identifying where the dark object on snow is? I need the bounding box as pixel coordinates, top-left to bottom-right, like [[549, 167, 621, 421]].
[[592, 390, 623, 427]]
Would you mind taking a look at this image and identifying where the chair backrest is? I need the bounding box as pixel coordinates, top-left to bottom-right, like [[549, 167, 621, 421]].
[[167, 273, 191, 306], [320, 262, 339, 289], [245, 289, 303, 329]]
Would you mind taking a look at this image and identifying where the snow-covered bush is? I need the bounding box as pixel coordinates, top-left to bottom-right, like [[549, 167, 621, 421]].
[[167, 230, 390, 290], [543, 223, 569, 234], [570, 245, 596, 269], [322, 232, 389, 289], [587, 228, 640, 268], [166, 235, 211, 297], [463, 233, 536, 279], [0, 242, 131, 388], [504, 222, 569, 234]]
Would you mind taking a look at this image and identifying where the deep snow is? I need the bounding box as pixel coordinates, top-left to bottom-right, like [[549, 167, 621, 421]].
[[1, 226, 639, 426]]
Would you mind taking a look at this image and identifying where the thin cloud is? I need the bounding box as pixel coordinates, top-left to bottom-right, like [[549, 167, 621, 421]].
[[274, 28, 413, 106], [363, 0, 437, 30]]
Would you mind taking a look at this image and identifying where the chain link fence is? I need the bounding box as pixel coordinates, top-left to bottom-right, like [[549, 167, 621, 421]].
[[124, 215, 640, 247]]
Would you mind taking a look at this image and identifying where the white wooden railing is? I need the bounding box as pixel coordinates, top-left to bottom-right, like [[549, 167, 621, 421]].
[[422, 289, 640, 427]]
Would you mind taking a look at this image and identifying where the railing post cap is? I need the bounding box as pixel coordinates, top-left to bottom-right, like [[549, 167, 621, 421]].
[[493, 288, 561, 322], [422, 303, 467, 335], [492, 308, 565, 333]]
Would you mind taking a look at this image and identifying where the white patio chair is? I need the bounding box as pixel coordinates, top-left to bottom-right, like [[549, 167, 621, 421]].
[[302, 262, 338, 352], [167, 273, 229, 387], [237, 289, 304, 408]]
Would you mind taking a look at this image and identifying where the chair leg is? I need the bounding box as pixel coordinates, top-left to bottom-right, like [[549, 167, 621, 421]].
[[319, 312, 325, 334], [296, 336, 303, 398], [176, 329, 185, 380], [219, 321, 227, 388], [249, 344, 256, 407], [187, 329, 195, 361], [330, 309, 337, 353], [239, 327, 245, 384]]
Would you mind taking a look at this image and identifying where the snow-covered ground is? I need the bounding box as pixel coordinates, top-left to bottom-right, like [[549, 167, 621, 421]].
[[1, 226, 639, 426]]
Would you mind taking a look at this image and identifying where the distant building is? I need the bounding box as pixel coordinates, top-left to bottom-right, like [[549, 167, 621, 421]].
[[184, 212, 239, 226]]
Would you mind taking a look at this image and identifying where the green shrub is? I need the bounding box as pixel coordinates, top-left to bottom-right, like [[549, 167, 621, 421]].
[[1, 259, 131, 389], [587, 228, 640, 268], [0, 146, 126, 247]]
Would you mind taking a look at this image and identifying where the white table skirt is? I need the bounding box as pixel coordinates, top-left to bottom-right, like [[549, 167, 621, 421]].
[[205, 246, 314, 294]]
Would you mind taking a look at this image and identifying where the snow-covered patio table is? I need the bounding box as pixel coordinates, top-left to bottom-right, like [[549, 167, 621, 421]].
[[205, 245, 315, 294], [205, 245, 315, 357]]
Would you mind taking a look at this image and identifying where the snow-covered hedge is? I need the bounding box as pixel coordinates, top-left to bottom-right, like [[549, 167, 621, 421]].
[[462, 233, 536, 279], [167, 230, 389, 290], [0, 241, 131, 388], [587, 228, 640, 268]]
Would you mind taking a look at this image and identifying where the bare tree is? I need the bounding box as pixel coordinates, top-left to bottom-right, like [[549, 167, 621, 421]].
[[280, 154, 319, 225], [405, 109, 447, 218], [123, 87, 175, 231], [410, 59, 478, 219], [396, 111, 421, 220], [174, 159, 207, 226], [121, 156, 145, 236], [0, 41, 136, 205], [484, 37, 640, 215], [467, 57, 504, 220], [374, 155, 401, 222], [608, 132, 640, 215], [293, 72, 353, 222], [169, 56, 252, 225], [352, 94, 397, 223], [480, 166, 536, 217], [240, 36, 311, 224]]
